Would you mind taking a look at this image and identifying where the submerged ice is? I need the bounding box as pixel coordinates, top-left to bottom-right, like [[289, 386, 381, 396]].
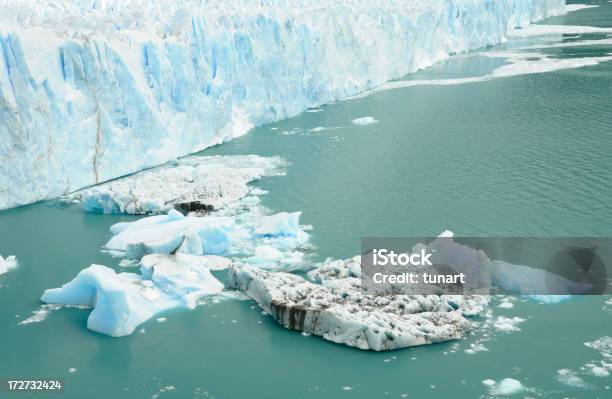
[[0, 0, 565, 209]]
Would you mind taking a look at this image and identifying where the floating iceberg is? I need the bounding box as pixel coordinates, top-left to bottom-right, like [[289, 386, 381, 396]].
[[488, 378, 526, 396], [0, 254, 18, 275], [0, 0, 565, 209], [41, 253, 224, 336], [71, 155, 286, 215], [351, 117, 378, 126], [229, 258, 487, 351], [105, 209, 308, 260]]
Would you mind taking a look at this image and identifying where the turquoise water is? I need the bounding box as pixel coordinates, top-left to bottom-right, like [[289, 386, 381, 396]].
[[2, 3, 612, 398]]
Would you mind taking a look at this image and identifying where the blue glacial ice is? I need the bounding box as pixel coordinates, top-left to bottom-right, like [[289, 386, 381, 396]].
[[105, 209, 308, 260], [0, 0, 566, 209], [41, 208, 309, 336], [41, 254, 224, 336]]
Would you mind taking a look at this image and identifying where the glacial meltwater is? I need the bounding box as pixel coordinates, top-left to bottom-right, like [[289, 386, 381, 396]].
[[2, 3, 612, 398]]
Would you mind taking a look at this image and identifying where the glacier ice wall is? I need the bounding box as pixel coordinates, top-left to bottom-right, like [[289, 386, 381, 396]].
[[0, 0, 565, 209]]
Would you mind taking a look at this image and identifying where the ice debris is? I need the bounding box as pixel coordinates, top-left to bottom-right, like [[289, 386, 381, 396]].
[[104, 209, 308, 260], [71, 155, 285, 215], [0, 255, 18, 275], [488, 378, 526, 396]]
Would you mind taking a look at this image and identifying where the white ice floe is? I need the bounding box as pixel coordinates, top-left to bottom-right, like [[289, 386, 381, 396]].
[[556, 368, 593, 388], [41, 253, 224, 336], [0, 0, 565, 210], [565, 4, 599, 13], [509, 24, 612, 38], [351, 117, 378, 126], [488, 378, 526, 396], [490, 55, 612, 79], [71, 155, 285, 215], [105, 209, 308, 261], [585, 337, 612, 360], [229, 257, 487, 351], [528, 295, 572, 304], [0, 255, 18, 275], [18, 304, 64, 325], [492, 316, 525, 332]]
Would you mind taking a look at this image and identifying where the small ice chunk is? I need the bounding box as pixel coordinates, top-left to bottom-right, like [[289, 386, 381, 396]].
[[489, 378, 525, 396], [0, 255, 18, 275], [492, 316, 525, 332], [591, 366, 609, 377], [351, 116, 378, 125], [255, 212, 303, 237], [556, 369, 592, 388], [68, 368, 77, 374], [481, 379, 496, 387]]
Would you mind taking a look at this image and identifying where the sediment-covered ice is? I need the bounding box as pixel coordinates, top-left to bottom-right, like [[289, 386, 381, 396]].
[[228, 257, 487, 351], [41, 253, 224, 336], [0, 254, 17, 275], [0, 0, 565, 209], [71, 155, 286, 215]]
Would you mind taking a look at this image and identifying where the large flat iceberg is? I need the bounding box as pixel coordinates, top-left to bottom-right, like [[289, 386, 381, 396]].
[[0, 0, 565, 209], [229, 257, 487, 351], [70, 155, 286, 215]]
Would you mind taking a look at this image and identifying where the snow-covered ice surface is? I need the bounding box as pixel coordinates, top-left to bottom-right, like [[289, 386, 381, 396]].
[[41, 254, 224, 336], [70, 155, 286, 214], [0, 254, 18, 275], [229, 261, 486, 351], [0, 0, 566, 209]]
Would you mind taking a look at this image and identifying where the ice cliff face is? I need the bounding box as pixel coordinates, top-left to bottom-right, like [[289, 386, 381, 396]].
[[0, 0, 565, 209]]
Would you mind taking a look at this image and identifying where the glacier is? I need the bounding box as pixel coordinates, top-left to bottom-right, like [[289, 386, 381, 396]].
[[0, 0, 565, 209]]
